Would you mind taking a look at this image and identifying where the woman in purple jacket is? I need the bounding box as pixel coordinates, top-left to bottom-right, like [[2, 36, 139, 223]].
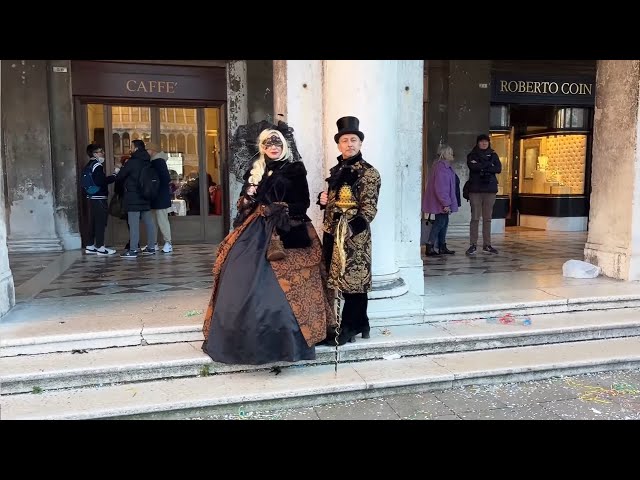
[[422, 144, 459, 256]]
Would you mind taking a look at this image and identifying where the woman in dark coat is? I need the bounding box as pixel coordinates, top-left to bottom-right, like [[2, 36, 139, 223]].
[[202, 127, 334, 365], [114, 140, 157, 257]]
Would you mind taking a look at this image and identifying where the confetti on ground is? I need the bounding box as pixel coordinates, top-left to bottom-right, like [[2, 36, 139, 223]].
[[565, 378, 640, 404], [185, 310, 204, 317], [451, 319, 477, 325], [485, 313, 532, 326]]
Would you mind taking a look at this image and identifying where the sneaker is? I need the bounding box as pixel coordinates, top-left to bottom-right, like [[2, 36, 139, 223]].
[[483, 245, 499, 254], [465, 244, 477, 256], [96, 246, 116, 256], [162, 242, 173, 253], [85, 245, 98, 254], [120, 250, 139, 259], [142, 247, 156, 256]]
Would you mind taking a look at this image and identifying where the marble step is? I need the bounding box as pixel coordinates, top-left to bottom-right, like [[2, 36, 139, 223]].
[[3, 307, 640, 395], [2, 336, 639, 420], [5, 281, 640, 357]]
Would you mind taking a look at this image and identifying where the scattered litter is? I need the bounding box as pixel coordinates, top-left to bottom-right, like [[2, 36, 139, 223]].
[[486, 313, 532, 326], [59, 321, 65, 324], [451, 319, 476, 325], [591, 408, 601, 414], [380, 328, 392, 336], [185, 309, 204, 317], [270, 366, 282, 375], [562, 259, 601, 279], [566, 378, 640, 404], [383, 353, 402, 361], [71, 349, 88, 354]]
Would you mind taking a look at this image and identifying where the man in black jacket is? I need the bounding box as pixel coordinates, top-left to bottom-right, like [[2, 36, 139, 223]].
[[83, 144, 117, 256], [115, 139, 157, 258], [466, 134, 501, 255]]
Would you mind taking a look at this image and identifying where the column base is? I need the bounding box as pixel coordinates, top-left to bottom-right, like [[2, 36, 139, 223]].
[[8, 237, 63, 253], [584, 242, 640, 281], [0, 269, 16, 317], [59, 233, 81, 251], [370, 271, 409, 299]]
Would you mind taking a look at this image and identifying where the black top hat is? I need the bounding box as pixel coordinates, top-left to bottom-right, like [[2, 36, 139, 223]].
[[334, 116, 365, 143]]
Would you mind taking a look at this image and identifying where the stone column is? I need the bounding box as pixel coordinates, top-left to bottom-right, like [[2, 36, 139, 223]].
[[247, 60, 274, 124], [272, 60, 325, 235], [0, 60, 16, 317], [584, 60, 640, 280], [395, 61, 426, 296], [323, 60, 408, 298], [48, 60, 81, 250], [1, 60, 63, 252], [226, 60, 248, 227]]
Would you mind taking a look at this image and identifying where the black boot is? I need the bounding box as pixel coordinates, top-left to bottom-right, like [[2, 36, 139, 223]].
[[425, 244, 440, 256], [361, 325, 371, 339], [439, 243, 455, 255], [336, 327, 357, 345]]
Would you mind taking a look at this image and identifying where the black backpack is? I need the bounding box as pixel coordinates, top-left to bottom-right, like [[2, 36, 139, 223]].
[[139, 163, 160, 201], [462, 180, 470, 202], [81, 160, 101, 196]]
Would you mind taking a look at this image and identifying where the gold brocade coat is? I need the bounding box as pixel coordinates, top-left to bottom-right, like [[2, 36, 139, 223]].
[[322, 153, 381, 294]]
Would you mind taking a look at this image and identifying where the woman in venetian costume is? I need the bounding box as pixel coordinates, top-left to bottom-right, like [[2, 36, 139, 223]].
[[202, 123, 334, 365]]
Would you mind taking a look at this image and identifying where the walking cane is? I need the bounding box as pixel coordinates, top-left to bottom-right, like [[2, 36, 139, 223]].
[[332, 184, 358, 374]]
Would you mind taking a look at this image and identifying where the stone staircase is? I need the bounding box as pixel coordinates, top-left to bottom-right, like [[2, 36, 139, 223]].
[[2, 306, 640, 419]]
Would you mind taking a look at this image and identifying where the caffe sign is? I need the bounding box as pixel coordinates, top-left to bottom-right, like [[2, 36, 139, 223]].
[[126, 79, 178, 94], [70, 61, 227, 102]]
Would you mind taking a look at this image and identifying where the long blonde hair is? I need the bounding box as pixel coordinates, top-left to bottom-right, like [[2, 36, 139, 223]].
[[247, 129, 291, 185]]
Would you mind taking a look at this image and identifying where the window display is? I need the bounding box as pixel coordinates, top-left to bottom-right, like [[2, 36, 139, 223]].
[[520, 133, 587, 195], [489, 130, 513, 196]]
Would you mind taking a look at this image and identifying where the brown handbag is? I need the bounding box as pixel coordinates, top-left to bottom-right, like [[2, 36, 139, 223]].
[[266, 231, 286, 262]]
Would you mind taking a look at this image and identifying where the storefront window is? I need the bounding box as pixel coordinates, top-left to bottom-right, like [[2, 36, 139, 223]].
[[520, 133, 587, 195], [489, 130, 513, 196], [555, 107, 588, 130], [490, 105, 510, 130], [161, 107, 198, 215]]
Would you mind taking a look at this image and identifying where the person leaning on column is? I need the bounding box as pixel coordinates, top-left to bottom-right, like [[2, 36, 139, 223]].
[[318, 116, 381, 346]]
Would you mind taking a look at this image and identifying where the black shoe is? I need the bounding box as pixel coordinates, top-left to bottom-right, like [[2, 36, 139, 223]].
[[336, 327, 358, 346], [361, 326, 371, 339], [425, 244, 440, 256], [483, 245, 499, 254], [465, 244, 477, 255], [439, 244, 455, 255]]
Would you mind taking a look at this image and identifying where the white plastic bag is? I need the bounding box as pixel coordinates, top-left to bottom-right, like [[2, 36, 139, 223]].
[[562, 259, 601, 279]]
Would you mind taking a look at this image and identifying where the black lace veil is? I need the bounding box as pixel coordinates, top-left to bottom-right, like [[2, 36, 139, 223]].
[[229, 119, 302, 183]]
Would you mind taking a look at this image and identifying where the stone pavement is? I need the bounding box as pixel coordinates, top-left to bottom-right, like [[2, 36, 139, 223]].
[[190, 368, 640, 420], [7, 229, 587, 303]]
